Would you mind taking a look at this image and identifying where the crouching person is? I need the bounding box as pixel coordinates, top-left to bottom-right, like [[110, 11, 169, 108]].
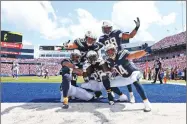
[[60, 59, 94, 109]]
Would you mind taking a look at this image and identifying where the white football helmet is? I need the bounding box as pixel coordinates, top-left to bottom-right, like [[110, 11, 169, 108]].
[[105, 44, 117, 60], [102, 20, 113, 35], [70, 49, 82, 63], [86, 50, 99, 65], [85, 31, 97, 46]]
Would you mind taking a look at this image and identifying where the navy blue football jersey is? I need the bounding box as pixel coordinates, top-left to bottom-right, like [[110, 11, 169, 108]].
[[84, 60, 111, 82], [107, 50, 138, 77], [98, 30, 123, 51], [74, 38, 103, 63]]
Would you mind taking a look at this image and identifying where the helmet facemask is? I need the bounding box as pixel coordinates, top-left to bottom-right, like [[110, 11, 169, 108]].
[[85, 36, 96, 46], [70, 53, 81, 63], [87, 54, 98, 65], [106, 48, 117, 60], [102, 26, 112, 35]]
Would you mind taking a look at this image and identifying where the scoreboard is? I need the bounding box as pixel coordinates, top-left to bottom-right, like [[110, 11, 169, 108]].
[[39, 46, 63, 51], [1, 30, 34, 59], [1, 30, 23, 43]]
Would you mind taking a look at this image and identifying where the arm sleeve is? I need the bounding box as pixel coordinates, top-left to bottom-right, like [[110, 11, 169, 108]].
[[74, 38, 85, 48], [118, 50, 130, 60]]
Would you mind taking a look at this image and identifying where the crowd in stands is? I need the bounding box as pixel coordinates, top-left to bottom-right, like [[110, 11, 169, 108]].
[[151, 31, 186, 50], [1, 58, 62, 76], [134, 49, 186, 62], [137, 56, 186, 81]]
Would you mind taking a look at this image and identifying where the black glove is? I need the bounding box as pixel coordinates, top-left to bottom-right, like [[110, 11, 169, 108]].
[[84, 77, 89, 83], [61, 40, 70, 50], [144, 46, 152, 54], [134, 17, 140, 30]]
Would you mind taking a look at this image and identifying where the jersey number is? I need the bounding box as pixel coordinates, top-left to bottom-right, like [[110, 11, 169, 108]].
[[91, 70, 103, 81], [105, 37, 117, 47], [114, 65, 129, 75], [81, 51, 86, 56]]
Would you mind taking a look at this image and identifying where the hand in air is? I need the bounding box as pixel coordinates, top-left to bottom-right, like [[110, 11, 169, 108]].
[[62, 40, 71, 50], [134, 17, 140, 28]]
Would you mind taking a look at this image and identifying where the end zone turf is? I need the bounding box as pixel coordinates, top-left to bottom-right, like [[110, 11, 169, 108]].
[[1, 103, 186, 124]]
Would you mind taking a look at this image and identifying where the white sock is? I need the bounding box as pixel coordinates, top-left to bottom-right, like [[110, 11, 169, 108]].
[[130, 92, 133, 96]]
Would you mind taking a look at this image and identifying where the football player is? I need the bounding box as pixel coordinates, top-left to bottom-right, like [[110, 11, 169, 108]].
[[81, 50, 128, 105], [61, 31, 103, 59], [60, 58, 94, 109], [99, 17, 140, 50], [68, 49, 103, 99], [61, 31, 104, 97], [69, 49, 83, 87], [98, 18, 140, 103], [105, 44, 152, 112]]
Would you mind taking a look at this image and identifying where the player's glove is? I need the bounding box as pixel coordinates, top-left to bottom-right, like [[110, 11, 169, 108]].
[[134, 17, 140, 30], [144, 46, 152, 54], [61, 40, 70, 50], [84, 77, 89, 83]]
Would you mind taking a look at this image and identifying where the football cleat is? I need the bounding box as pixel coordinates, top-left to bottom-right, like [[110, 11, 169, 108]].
[[97, 95, 104, 99], [109, 101, 115, 105], [62, 104, 69, 109], [130, 94, 135, 103], [118, 94, 128, 102], [144, 100, 152, 112]]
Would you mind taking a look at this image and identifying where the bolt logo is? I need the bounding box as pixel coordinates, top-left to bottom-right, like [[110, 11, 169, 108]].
[[4, 33, 8, 41]]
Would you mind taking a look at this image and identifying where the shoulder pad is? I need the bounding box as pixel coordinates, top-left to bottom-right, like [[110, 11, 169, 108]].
[[98, 59, 105, 65], [118, 49, 129, 60], [61, 59, 71, 64], [112, 29, 122, 34], [99, 36, 105, 40], [93, 42, 103, 51], [74, 38, 85, 48]]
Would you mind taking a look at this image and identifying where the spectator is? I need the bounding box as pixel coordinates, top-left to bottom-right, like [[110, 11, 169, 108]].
[[148, 67, 152, 80]]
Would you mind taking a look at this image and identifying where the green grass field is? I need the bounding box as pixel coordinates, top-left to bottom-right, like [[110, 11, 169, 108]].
[[1, 76, 186, 84], [1, 76, 84, 83]]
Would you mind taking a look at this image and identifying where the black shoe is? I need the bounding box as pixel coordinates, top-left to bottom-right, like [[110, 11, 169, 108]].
[[88, 96, 95, 102], [151, 82, 156, 84], [94, 91, 102, 98], [160, 83, 163, 84], [62, 104, 69, 109]]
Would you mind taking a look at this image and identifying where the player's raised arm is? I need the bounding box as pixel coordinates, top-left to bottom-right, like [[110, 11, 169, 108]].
[[61, 59, 75, 68], [61, 40, 79, 50], [126, 46, 152, 60], [120, 17, 140, 40], [126, 50, 146, 60], [65, 43, 78, 49]]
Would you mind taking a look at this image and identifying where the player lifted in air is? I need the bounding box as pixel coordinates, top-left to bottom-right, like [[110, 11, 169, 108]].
[[60, 58, 94, 109], [105, 44, 152, 112], [98, 17, 140, 103], [62, 31, 103, 59], [81, 51, 128, 105]]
